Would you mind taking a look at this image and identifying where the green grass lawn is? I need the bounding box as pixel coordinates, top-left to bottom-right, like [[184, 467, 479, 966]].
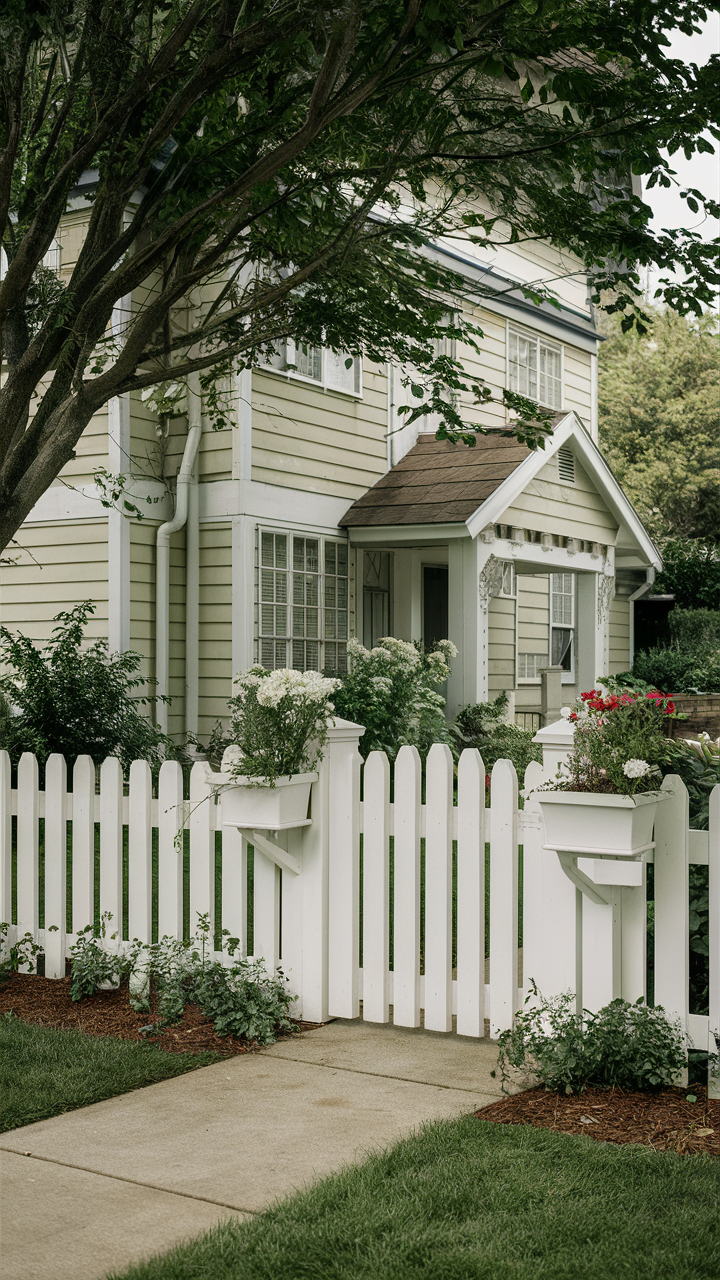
[[108, 1117, 718, 1280], [0, 1013, 222, 1132]]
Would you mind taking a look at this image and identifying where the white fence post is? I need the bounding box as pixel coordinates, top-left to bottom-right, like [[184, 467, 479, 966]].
[[489, 758, 518, 1037], [392, 745, 421, 1028], [189, 761, 215, 938], [0, 751, 12, 940], [99, 757, 123, 939], [708, 784, 719, 1095], [128, 759, 153, 942], [654, 773, 689, 1029], [362, 751, 390, 1024], [16, 753, 39, 956], [158, 759, 184, 940], [72, 756, 96, 936], [326, 719, 364, 1019], [456, 748, 485, 1038], [44, 754, 67, 978], [424, 743, 454, 1033]]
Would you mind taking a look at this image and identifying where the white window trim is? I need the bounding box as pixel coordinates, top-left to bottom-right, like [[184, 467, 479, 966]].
[[259, 339, 363, 400], [549, 572, 576, 684], [506, 320, 564, 412], [256, 525, 351, 673]]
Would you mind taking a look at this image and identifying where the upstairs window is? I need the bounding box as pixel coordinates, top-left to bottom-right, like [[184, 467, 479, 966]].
[[508, 328, 563, 410], [550, 572, 575, 681], [264, 340, 362, 396]]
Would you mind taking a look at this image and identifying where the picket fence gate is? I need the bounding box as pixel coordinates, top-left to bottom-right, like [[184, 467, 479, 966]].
[[1, 720, 718, 1066]]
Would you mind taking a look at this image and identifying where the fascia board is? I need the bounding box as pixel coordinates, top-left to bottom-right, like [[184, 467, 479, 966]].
[[346, 523, 470, 545], [567, 429, 662, 569]]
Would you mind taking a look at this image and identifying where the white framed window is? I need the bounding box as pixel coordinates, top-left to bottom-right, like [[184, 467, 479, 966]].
[[517, 652, 549, 682], [508, 326, 563, 410], [258, 529, 349, 674], [264, 339, 362, 396], [499, 563, 516, 598], [550, 572, 575, 683]]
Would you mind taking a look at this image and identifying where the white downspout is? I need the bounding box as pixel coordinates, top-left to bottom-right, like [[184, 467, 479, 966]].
[[155, 372, 202, 735]]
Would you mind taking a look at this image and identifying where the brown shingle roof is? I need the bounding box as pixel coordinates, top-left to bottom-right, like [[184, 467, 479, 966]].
[[339, 433, 533, 527]]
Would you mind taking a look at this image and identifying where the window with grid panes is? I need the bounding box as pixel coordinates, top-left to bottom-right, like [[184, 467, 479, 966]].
[[258, 530, 349, 672], [550, 572, 575, 677], [508, 328, 562, 410], [263, 340, 361, 394]]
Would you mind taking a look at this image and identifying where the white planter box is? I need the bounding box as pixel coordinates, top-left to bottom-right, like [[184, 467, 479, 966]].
[[210, 772, 317, 831], [536, 789, 668, 859]]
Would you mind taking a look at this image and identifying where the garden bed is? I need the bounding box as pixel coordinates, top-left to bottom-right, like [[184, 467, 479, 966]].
[[477, 1083, 718, 1156], [0, 973, 317, 1057]]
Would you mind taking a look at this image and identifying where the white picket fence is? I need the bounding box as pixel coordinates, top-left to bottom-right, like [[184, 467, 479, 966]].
[[1, 722, 718, 1064]]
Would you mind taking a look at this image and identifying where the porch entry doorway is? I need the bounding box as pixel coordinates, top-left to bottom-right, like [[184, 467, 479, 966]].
[[363, 551, 391, 648], [423, 564, 448, 650]]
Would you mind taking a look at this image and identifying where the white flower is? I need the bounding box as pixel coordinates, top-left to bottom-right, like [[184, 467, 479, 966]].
[[622, 758, 651, 779], [370, 676, 392, 693]]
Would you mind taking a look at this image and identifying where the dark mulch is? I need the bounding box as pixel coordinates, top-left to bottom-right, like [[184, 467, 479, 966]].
[[477, 1084, 719, 1157], [0, 973, 319, 1056]]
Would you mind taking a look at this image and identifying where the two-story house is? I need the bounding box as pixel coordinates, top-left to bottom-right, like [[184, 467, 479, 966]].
[[0, 182, 659, 740]]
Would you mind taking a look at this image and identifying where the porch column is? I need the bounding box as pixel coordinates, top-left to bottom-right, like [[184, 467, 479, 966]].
[[447, 538, 497, 716], [576, 561, 615, 693]]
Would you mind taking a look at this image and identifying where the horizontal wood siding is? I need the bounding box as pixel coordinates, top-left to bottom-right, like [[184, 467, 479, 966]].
[[198, 523, 232, 738], [609, 597, 630, 676], [503, 455, 617, 544], [130, 522, 156, 699], [169, 531, 186, 741], [562, 346, 593, 421], [251, 364, 387, 499], [0, 520, 109, 642], [488, 595, 516, 695]]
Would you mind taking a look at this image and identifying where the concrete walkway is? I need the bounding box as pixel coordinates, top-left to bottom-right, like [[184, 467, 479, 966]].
[[1, 1019, 502, 1280]]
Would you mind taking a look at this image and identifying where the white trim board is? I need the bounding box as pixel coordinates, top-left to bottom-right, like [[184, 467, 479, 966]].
[[199, 478, 351, 533]]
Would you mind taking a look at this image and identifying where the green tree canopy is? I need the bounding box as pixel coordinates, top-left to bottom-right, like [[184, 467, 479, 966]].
[[0, 0, 718, 553], [598, 309, 719, 542]]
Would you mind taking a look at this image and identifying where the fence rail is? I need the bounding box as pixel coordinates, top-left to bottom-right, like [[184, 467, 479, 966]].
[[1, 729, 718, 1076]]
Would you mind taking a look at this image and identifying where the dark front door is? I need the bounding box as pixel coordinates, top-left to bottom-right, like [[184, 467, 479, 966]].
[[423, 565, 448, 650]]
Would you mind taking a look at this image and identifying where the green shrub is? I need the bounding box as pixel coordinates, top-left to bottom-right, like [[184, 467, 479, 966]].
[[455, 696, 541, 777], [631, 643, 719, 694], [499, 986, 688, 1094], [68, 914, 297, 1046], [653, 539, 720, 610], [0, 602, 178, 770], [668, 607, 720, 650], [333, 637, 456, 760]]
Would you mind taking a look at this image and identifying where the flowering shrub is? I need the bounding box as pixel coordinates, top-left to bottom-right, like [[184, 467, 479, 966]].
[[226, 667, 340, 784], [333, 637, 457, 759], [553, 687, 673, 796]]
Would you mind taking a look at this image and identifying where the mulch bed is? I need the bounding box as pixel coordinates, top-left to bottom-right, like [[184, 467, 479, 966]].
[[0, 973, 318, 1057], [477, 1084, 719, 1157]]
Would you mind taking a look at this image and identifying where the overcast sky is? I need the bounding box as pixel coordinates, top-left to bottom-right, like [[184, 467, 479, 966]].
[[643, 14, 719, 299]]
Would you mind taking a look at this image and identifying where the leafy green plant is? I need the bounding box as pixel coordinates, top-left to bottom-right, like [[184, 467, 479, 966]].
[[0, 603, 180, 770], [69, 914, 133, 1000], [499, 985, 688, 1095], [226, 667, 340, 785], [0, 923, 43, 982], [653, 540, 720, 610], [668, 608, 720, 650], [631, 644, 719, 695], [455, 694, 541, 777], [554, 694, 671, 795], [333, 637, 456, 760]]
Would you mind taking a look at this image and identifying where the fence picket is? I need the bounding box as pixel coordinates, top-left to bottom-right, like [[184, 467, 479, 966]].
[[456, 749, 485, 1038], [654, 774, 689, 1028], [424, 743, 454, 1033], [44, 754, 67, 978], [709, 786, 719, 1074], [327, 731, 362, 1019], [158, 760, 184, 940], [16, 753, 39, 954], [0, 752, 11, 941], [489, 758, 518, 1037], [392, 745, 421, 1028], [189, 763, 215, 937], [99, 758, 123, 939], [252, 848, 279, 973], [362, 752, 390, 1024], [220, 826, 247, 958], [72, 756, 96, 936], [128, 760, 153, 942]]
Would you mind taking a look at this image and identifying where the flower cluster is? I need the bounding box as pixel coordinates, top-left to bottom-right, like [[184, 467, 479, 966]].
[[569, 688, 675, 722], [334, 637, 457, 759], [226, 666, 340, 785]]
